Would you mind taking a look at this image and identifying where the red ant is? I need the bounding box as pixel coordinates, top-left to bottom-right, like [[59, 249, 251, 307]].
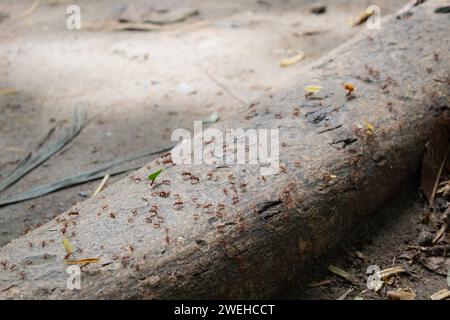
[[173, 200, 184, 210], [130, 175, 142, 182], [152, 191, 171, 198], [68, 209, 79, 216], [149, 205, 159, 214]]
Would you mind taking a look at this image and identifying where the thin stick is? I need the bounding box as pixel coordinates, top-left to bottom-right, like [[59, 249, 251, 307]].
[[430, 145, 450, 205], [432, 223, 448, 244], [91, 174, 110, 197]]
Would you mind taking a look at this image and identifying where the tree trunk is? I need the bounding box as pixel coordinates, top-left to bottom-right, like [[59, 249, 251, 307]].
[[1, 0, 449, 299]]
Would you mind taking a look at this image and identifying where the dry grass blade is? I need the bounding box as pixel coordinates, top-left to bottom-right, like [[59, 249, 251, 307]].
[[92, 174, 110, 197], [64, 258, 100, 265], [0, 145, 173, 207], [0, 106, 87, 194], [431, 146, 450, 204], [421, 112, 450, 204], [337, 287, 354, 300], [430, 289, 450, 300], [328, 265, 356, 284], [433, 223, 448, 244], [308, 280, 333, 288]]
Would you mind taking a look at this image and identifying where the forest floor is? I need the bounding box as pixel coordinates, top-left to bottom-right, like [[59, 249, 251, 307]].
[[0, 0, 448, 299]]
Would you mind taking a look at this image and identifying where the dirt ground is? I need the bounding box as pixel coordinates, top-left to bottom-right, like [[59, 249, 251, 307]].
[[2, 0, 448, 300], [286, 183, 450, 300]]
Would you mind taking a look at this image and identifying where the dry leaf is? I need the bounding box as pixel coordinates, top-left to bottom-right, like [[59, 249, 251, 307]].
[[436, 180, 450, 196], [387, 288, 416, 300], [63, 238, 74, 255], [64, 258, 100, 265], [379, 266, 406, 280], [280, 51, 305, 68], [304, 85, 322, 93], [364, 120, 375, 135], [328, 265, 356, 283], [421, 256, 449, 275], [0, 88, 18, 96], [430, 289, 450, 300], [352, 9, 375, 26], [343, 82, 355, 95]]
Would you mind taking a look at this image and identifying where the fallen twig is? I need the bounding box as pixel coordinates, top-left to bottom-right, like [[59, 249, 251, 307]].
[[387, 288, 416, 300]]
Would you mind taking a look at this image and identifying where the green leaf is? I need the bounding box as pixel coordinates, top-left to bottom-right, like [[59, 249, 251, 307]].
[[148, 168, 163, 183]]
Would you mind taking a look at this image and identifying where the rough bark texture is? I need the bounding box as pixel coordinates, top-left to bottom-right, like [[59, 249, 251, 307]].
[[1, 0, 449, 299]]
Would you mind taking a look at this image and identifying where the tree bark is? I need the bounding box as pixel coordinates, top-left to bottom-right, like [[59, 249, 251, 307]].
[[1, 0, 450, 299]]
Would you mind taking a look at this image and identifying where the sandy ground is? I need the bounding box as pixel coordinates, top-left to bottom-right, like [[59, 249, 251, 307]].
[[3, 0, 446, 300]]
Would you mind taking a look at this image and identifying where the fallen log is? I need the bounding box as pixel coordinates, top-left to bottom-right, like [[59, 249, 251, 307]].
[[1, 0, 449, 299]]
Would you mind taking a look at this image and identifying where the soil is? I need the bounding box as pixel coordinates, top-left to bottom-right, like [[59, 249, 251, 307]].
[[1, 0, 448, 299], [287, 183, 450, 300]]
